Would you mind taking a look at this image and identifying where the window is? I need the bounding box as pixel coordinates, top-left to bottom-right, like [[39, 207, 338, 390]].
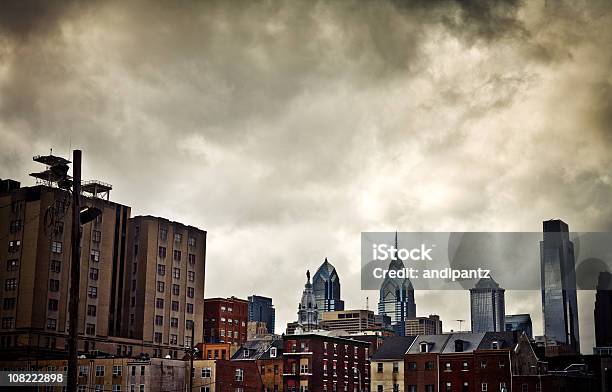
[[6, 259, 18, 271], [79, 366, 88, 377], [88, 286, 97, 298], [425, 386, 435, 392], [157, 281, 165, 292], [186, 320, 194, 330], [174, 233, 182, 243], [50, 260, 61, 273], [173, 268, 180, 279], [188, 254, 196, 265], [521, 384, 528, 392], [96, 365, 105, 377], [420, 342, 429, 353], [154, 333, 162, 343], [187, 287, 194, 298], [235, 368, 243, 381], [86, 323, 96, 335], [159, 246, 167, 258], [270, 347, 277, 358], [54, 221, 64, 234], [87, 305, 97, 316], [445, 362, 451, 371], [170, 334, 177, 345], [481, 383, 488, 392], [89, 268, 99, 280], [48, 279, 59, 292], [201, 388, 210, 392], [393, 362, 399, 373], [8, 240, 21, 252], [156, 298, 164, 309], [462, 361, 469, 370], [480, 360, 487, 369], [9, 219, 22, 233], [112, 385, 121, 392], [3, 298, 16, 310], [155, 315, 163, 326], [1, 317, 14, 329], [188, 271, 195, 282], [393, 385, 399, 392], [172, 284, 180, 295], [92, 230, 101, 243], [51, 241, 62, 253], [377, 363, 383, 373], [300, 363, 309, 374], [171, 317, 178, 327], [445, 382, 452, 392], [90, 249, 100, 262], [173, 250, 181, 262], [172, 301, 180, 311], [491, 341, 499, 350], [425, 361, 434, 370], [188, 237, 196, 247], [160, 228, 168, 241], [187, 303, 194, 313], [157, 264, 165, 275], [5, 278, 18, 290], [185, 336, 192, 347], [202, 367, 211, 378], [48, 299, 59, 311], [408, 386, 417, 392], [46, 318, 57, 330]]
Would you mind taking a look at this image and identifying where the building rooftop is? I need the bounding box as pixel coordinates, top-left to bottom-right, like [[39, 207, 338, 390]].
[[371, 336, 417, 360]]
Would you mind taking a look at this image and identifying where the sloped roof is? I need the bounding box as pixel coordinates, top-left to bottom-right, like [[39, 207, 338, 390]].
[[441, 333, 486, 354], [371, 336, 417, 360], [477, 331, 519, 350], [406, 334, 451, 354], [232, 339, 283, 360]]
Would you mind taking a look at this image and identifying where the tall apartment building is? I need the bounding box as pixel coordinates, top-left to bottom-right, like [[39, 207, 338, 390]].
[[320, 309, 378, 334], [247, 294, 275, 334], [203, 297, 248, 346], [470, 277, 505, 333], [405, 315, 443, 336], [124, 216, 206, 358], [0, 159, 207, 360], [0, 179, 131, 357], [540, 219, 580, 353]]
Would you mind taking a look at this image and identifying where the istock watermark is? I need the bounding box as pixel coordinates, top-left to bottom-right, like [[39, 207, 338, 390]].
[[361, 232, 612, 290]]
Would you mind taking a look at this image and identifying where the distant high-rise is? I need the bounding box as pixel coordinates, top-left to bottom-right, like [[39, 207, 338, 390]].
[[378, 233, 417, 336], [594, 271, 612, 348], [312, 258, 344, 321], [505, 314, 533, 339], [470, 277, 505, 333], [247, 295, 275, 334], [540, 219, 580, 353], [296, 270, 318, 332], [405, 315, 443, 336]]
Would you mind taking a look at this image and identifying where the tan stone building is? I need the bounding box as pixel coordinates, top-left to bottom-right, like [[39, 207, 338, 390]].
[[0, 172, 206, 360], [320, 309, 378, 334], [404, 315, 443, 336], [370, 336, 416, 392]]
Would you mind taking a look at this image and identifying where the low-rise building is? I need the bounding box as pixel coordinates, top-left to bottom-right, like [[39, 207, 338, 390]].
[[370, 336, 416, 392], [283, 332, 370, 392], [320, 309, 378, 334], [233, 338, 284, 392], [404, 315, 443, 336]]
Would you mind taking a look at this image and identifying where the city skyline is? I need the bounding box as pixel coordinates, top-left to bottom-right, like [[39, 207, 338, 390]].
[[1, 0, 611, 354]]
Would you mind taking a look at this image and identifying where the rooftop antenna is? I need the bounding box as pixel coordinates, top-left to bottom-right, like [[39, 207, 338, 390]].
[[365, 296, 369, 311], [455, 319, 465, 332]]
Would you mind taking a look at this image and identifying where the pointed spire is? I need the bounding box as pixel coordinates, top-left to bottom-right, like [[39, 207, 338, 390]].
[[394, 231, 398, 250]]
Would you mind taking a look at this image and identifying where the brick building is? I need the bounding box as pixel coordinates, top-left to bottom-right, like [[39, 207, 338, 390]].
[[204, 297, 249, 345], [232, 338, 284, 392], [283, 332, 370, 392]]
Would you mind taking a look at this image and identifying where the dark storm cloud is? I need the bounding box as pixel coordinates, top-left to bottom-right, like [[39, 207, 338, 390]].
[[1, 0, 611, 352]]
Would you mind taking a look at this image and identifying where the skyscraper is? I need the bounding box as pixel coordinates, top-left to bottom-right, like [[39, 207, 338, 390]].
[[594, 271, 612, 349], [540, 219, 580, 353], [470, 276, 505, 333], [505, 314, 533, 339], [296, 270, 318, 332], [248, 295, 276, 334], [377, 233, 417, 335], [312, 258, 344, 321]]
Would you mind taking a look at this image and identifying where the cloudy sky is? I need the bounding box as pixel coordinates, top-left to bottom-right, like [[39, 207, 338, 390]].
[[1, 0, 611, 352]]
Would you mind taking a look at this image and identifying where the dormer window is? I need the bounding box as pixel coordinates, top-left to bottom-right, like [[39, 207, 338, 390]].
[[244, 349, 250, 358], [455, 340, 464, 352], [269, 347, 277, 358], [420, 342, 429, 353], [491, 341, 499, 350]]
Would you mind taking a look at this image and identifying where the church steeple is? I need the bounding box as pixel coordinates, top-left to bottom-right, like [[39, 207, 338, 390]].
[[297, 269, 318, 332]]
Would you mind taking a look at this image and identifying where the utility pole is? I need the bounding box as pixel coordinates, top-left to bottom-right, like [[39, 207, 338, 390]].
[[67, 150, 82, 392], [188, 326, 195, 391]]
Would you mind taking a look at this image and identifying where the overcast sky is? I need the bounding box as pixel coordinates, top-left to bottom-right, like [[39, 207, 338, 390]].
[[1, 0, 611, 353]]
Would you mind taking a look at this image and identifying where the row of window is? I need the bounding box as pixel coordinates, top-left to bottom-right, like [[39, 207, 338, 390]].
[[154, 299, 195, 313], [157, 247, 197, 264], [153, 332, 193, 346], [155, 266, 196, 280], [158, 228, 197, 247]]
